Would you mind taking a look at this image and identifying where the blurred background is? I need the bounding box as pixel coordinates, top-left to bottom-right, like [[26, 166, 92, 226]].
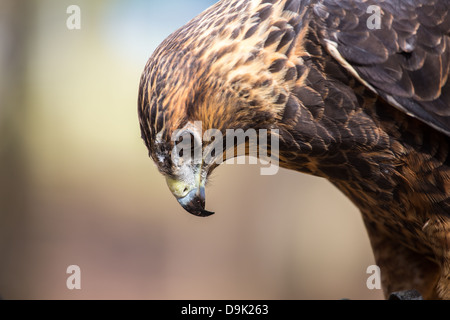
[[0, 0, 383, 299]]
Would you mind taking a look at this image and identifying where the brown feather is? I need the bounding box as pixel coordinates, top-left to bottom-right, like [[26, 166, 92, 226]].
[[139, 0, 450, 299]]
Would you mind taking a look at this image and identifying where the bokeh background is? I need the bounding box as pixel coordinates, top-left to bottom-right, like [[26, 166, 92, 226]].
[[0, 0, 383, 299]]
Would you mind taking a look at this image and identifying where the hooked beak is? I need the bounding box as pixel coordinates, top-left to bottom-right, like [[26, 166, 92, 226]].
[[166, 177, 215, 217]]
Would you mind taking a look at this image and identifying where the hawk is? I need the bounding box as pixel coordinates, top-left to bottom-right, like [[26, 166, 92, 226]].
[[138, 0, 450, 299]]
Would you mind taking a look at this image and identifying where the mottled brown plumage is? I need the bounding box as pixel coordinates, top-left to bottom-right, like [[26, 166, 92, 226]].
[[138, 0, 450, 299]]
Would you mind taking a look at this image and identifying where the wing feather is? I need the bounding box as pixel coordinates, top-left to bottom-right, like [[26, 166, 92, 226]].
[[315, 0, 450, 136]]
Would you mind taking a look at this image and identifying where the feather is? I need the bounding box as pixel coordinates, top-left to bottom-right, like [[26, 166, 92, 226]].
[[138, 0, 450, 300]]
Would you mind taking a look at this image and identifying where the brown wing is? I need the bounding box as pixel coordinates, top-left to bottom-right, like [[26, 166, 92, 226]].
[[314, 0, 450, 136]]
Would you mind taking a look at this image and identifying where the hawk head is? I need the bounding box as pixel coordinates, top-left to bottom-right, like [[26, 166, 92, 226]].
[[138, 47, 219, 217], [138, 0, 305, 217]]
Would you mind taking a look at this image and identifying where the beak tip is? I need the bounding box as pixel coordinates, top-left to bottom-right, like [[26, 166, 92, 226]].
[[195, 209, 215, 217], [177, 187, 214, 218], [181, 204, 215, 218]]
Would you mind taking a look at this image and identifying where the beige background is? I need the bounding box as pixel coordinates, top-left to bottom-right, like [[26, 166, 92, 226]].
[[0, 0, 383, 299]]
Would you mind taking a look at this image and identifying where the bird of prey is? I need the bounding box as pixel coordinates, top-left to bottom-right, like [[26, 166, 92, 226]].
[[138, 0, 450, 299]]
